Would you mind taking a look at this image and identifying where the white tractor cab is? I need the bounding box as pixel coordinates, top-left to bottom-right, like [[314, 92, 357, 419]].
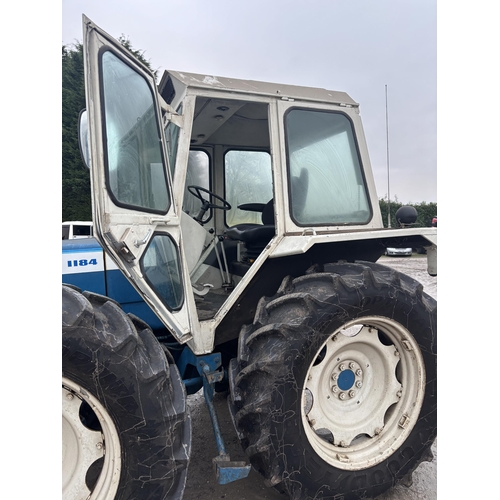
[[81, 17, 436, 356], [69, 16, 436, 500]]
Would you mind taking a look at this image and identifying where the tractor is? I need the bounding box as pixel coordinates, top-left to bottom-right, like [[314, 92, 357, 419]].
[[62, 15, 437, 500]]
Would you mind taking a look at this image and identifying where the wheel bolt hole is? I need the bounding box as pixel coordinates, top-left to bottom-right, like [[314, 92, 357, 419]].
[[79, 401, 102, 432]]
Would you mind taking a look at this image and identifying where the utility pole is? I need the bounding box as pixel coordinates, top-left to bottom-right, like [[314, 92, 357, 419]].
[[385, 84, 391, 228]]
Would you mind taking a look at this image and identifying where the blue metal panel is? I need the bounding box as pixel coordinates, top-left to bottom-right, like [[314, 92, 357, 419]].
[[62, 271, 107, 296], [62, 238, 164, 330], [62, 238, 106, 295]]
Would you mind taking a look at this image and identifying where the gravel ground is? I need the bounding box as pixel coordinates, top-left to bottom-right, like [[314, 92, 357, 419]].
[[183, 256, 437, 500]]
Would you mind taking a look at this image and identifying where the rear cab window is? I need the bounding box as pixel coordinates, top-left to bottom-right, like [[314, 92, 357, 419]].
[[224, 150, 272, 226]]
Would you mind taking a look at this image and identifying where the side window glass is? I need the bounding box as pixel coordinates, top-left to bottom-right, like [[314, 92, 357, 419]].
[[285, 109, 370, 225], [101, 50, 170, 213], [183, 151, 210, 216], [141, 234, 184, 310], [224, 150, 272, 226]]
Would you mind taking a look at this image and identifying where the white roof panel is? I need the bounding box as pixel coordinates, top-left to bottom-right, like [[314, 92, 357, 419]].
[[162, 70, 358, 106]]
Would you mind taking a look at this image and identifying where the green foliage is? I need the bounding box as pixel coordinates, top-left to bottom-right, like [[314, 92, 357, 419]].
[[379, 199, 437, 228], [62, 39, 157, 221], [62, 43, 90, 221], [117, 35, 158, 79]]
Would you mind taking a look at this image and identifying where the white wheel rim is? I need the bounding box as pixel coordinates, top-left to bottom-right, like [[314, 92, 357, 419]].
[[62, 377, 121, 499], [302, 316, 425, 471]]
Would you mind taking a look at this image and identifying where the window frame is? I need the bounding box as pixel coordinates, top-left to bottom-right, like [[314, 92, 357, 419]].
[[283, 106, 373, 227]]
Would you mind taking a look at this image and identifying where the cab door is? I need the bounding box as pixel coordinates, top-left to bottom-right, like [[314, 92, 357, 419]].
[[82, 15, 196, 343]]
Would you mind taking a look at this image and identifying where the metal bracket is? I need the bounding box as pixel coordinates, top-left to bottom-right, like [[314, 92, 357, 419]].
[[426, 245, 437, 276], [177, 349, 251, 484], [104, 231, 136, 263]]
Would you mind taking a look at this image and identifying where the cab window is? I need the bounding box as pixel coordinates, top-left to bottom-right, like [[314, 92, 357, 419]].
[[224, 150, 272, 226], [100, 50, 170, 213], [285, 108, 371, 225]]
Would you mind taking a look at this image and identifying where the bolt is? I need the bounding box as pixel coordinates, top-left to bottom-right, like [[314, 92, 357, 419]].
[[332, 386, 338, 393], [402, 340, 413, 351], [394, 350, 400, 356], [356, 381, 363, 388], [374, 428, 382, 435], [356, 369, 362, 377], [339, 392, 346, 400], [349, 362, 355, 369], [339, 441, 348, 448], [331, 373, 338, 381], [397, 390, 403, 398], [96, 442, 103, 450], [66, 393, 74, 401], [348, 390, 356, 398], [339, 363, 345, 371], [308, 375, 312, 381]]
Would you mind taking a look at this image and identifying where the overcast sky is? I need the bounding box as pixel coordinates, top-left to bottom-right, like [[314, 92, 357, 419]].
[[62, 0, 437, 203]]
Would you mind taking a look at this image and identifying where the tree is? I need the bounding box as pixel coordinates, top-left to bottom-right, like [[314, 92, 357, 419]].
[[62, 43, 89, 221], [62, 39, 157, 221]]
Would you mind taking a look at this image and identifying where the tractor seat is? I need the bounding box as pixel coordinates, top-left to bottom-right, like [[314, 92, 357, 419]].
[[225, 199, 275, 247]]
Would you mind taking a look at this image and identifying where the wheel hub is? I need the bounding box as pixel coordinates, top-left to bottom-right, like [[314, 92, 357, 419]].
[[302, 318, 425, 470], [331, 360, 363, 399]]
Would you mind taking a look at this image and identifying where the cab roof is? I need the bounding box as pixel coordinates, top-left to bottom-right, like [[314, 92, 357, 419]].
[[160, 70, 358, 107]]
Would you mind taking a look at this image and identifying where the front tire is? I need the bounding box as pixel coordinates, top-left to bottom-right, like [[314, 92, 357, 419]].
[[229, 261, 436, 500], [62, 285, 191, 500]]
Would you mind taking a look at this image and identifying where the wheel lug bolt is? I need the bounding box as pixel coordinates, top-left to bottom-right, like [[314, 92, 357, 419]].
[[374, 428, 382, 435], [66, 393, 74, 401], [349, 362, 355, 369], [348, 390, 355, 398], [96, 442, 103, 450], [356, 369, 362, 376], [339, 364, 345, 371], [356, 381, 362, 388], [332, 386, 338, 393], [331, 373, 338, 381], [339, 441, 348, 447], [339, 392, 346, 400]]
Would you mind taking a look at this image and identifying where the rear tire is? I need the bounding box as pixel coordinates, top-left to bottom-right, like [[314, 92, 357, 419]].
[[229, 261, 436, 500], [62, 285, 191, 500]]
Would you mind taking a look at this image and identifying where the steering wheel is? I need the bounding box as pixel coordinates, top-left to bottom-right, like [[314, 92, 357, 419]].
[[187, 185, 231, 224]]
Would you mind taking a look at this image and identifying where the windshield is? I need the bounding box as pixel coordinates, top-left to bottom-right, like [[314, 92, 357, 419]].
[[285, 109, 371, 225]]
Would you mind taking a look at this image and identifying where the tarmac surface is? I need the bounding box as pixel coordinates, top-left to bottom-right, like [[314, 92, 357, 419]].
[[183, 256, 437, 500]]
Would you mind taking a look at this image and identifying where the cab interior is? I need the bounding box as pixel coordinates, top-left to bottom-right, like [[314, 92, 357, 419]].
[[174, 95, 275, 319]]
